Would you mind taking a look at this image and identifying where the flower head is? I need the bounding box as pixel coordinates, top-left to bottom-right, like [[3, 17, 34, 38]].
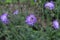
[[25, 14, 37, 26], [52, 20, 59, 29], [13, 9, 19, 15], [44, 1, 54, 10], [0, 13, 9, 24]]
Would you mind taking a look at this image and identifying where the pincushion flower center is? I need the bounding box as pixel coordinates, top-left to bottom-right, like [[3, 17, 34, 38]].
[[30, 17, 34, 21]]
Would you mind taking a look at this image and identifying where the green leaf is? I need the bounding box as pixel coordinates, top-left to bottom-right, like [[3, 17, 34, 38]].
[[30, 0, 35, 6], [5, 0, 12, 3], [20, 0, 27, 3]]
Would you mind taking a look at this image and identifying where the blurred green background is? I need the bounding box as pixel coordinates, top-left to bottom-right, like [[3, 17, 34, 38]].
[[0, 0, 60, 40]]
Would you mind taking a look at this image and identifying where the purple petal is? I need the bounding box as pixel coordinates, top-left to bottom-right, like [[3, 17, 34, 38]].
[[13, 10, 19, 15]]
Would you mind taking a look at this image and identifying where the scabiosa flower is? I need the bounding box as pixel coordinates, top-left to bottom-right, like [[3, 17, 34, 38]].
[[0, 13, 9, 24], [44, 1, 54, 10], [25, 14, 37, 26], [52, 20, 59, 29], [13, 9, 19, 15]]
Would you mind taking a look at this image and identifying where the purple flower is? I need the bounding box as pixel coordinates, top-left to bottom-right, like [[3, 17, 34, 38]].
[[34, 0, 37, 3], [44, 1, 54, 10], [52, 20, 59, 29], [25, 14, 37, 26], [13, 9, 19, 15], [0, 13, 9, 24]]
